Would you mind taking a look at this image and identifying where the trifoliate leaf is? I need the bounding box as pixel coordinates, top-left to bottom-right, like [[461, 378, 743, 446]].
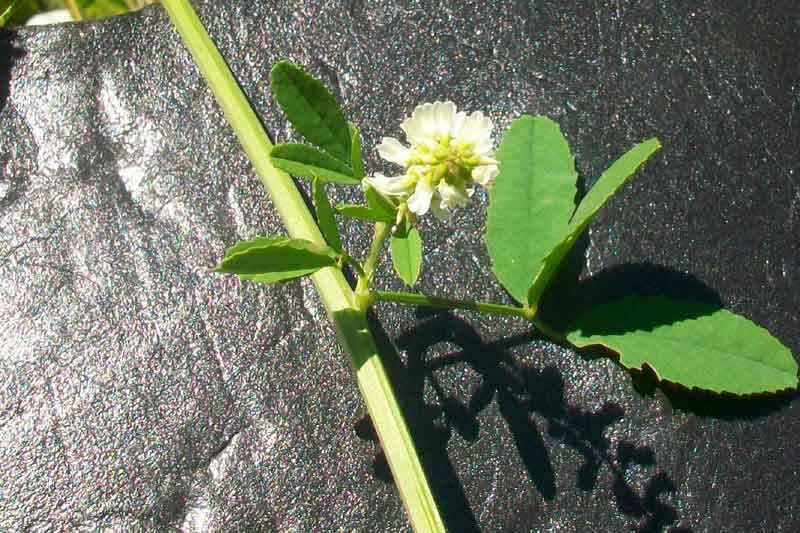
[[486, 116, 578, 305], [215, 236, 339, 284], [390, 227, 422, 287], [349, 123, 365, 180], [312, 178, 342, 253], [270, 60, 351, 162], [526, 138, 661, 306], [566, 296, 798, 395], [270, 144, 359, 185], [336, 204, 395, 222]]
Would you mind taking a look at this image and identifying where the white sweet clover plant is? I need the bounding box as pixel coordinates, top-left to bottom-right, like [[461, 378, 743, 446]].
[[156, 3, 796, 529], [216, 60, 797, 400]]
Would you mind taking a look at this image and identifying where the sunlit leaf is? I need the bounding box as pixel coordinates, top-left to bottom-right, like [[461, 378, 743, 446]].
[[526, 138, 661, 306], [270, 60, 351, 162], [350, 123, 365, 180], [336, 204, 394, 222], [567, 296, 799, 395], [313, 178, 342, 252], [390, 227, 422, 287], [215, 236, 339, 284], [486, 116, 577, 305], [270, 143, 359, 185]]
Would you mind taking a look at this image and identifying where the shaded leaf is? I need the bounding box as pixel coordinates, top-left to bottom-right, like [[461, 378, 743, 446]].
[[336, 204, 394, 222], [270, 60, 351, 162], [350, 123, 365, 179], [313, 178, 342, 252], [526, 138, 661, 306], [486, 116, 578, 305], [215, 236, 339, 284], [365, 185, 397, 220], [566, 296, 798, 395], [270, 144, 359, 185], [390, 227, 422, 286]]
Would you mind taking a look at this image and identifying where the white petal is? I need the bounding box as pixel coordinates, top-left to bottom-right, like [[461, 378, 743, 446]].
[[407, 179, 435, 216], [364, 173, 414, 196], [472, 139, 495, 156], [377, 137, 412, 166], [472, 164, 499, 187], [437, 182, 470, 209], [26, 9, 73, 25], [432, 101, 457, 136], [402, 103, 435, 143], [457, 111, 493, 146], [452, 111, 468, 137]]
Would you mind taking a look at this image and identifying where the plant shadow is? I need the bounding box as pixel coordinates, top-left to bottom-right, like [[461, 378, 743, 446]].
[[0, 28, 24, 113], [360, 310, 691, 532]]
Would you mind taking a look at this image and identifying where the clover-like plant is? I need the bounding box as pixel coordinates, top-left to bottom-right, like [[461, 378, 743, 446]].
[[219, 59, 797, 399], [161, 1, 798, 531]]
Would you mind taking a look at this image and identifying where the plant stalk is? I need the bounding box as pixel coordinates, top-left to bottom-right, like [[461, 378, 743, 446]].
[[355, 221, 391, 305], [64, 0, 83, 21], [373, 289, 566, 342], [160, 1, 444, 531]]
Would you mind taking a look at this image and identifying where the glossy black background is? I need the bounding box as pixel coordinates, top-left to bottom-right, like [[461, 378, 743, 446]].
[[0, 1, 797, 531]]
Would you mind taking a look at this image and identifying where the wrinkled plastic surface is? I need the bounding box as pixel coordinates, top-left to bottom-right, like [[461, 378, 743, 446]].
[[0, 1, 798, 531]]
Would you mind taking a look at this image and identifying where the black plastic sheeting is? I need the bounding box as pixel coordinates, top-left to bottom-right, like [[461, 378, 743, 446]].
[[0, 1, 798, 531]]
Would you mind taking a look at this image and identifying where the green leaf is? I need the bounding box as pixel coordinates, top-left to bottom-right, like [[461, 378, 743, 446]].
[[77, 0, 129, 19], [336, 204, 395, 222], [365, 186, 397, 220], [0, 0, 30, 27], [486, 116, 578, 305], [312, 178, 342, 253], [270, 144, 360, 185], [526, 138, 661, 306], [215, 236, 339, 284], [270, 60, 351, 162], [390, 227, 422, 287], [350, 123, 365, 180], [566, 296, 798, 395]]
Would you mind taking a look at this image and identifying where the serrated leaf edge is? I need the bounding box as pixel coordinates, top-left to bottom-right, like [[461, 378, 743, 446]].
[[567, 297, 799, 395]]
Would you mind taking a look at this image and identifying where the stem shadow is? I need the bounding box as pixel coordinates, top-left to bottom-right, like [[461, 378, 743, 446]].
[[361, 310, 689, 532]]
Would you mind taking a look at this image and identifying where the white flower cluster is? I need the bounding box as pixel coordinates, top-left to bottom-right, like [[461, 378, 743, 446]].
[[365, 101, 498, 220]]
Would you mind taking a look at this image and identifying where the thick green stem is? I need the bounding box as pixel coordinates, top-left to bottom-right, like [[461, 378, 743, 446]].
[[373, 290, 566, 342], [160, 1, 444, 532]]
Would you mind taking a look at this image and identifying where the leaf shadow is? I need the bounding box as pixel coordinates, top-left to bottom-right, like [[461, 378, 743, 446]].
[[360, 310, 688, 532]]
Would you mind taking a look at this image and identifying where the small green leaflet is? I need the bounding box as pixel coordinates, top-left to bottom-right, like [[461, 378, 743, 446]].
[[349, 123, 365, 180], [390, 227, 422, 287], [566, 296, 799, 395], [486, 116, 578, 305], [270, 61, 352, 163], [336, 204, 395, 222], [364, 186, 397, 220], [312, 178, 342, 252], [215, 236, 339, 284], [270, 144, 360, 185], [526, 138, 661, 306]]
